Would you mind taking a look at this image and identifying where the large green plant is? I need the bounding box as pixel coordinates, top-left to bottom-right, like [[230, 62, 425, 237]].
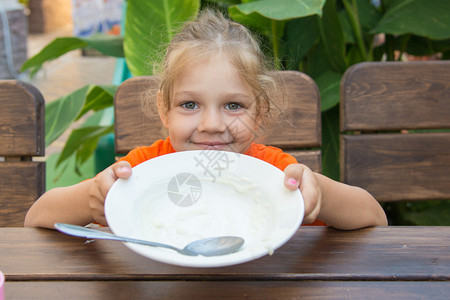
[[228, 0, 450, 179], [22, 0, 450, 181], [22, 0, 201, 175]]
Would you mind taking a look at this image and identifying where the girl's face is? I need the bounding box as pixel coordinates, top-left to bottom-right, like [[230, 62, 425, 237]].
[[159, 54, 259, 154]]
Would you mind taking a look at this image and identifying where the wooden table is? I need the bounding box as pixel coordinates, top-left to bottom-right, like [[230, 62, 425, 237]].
[[1, 226, 449, 299]]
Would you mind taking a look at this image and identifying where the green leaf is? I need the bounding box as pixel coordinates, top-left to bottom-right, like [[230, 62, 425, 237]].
[[45, 85, 116, 146], [338, 0, 381, 44], [76, 85, 117, 120], [56, 125, 114, 170], [346, 44, 365, 65], [356, 0, 381, 32], [281, 16, 320, 70], [21, 35, 124, 76], [372, 0, 450, 40], [338, 10, 355, 44], [21, 37, 88, 76], [302, 38, 332, 78], [84, 34, 124, 57], [315, 70, 342, 111], [230, 0, 325, 21], [229, 0, 325, 68], [79, 108, 112, 128], [45, 85, 91, 146], [124, 0, 200, 76], [46, 152, 96, 188], [229, 0, 325, 38], [51, 103, 116, 174], [318, 0, 347, 73], [229, 6, 284, 38]]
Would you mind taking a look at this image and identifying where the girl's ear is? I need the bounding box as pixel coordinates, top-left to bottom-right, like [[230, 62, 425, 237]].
[[253, 108, 263, 132], [254, 113, 262, 130], [253, 116, 262, 138], [157, 91, 169, 128]]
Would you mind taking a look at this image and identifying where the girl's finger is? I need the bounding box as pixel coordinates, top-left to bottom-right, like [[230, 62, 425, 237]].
[[283, 164, 305, 190], [112, 161, 132, 179]]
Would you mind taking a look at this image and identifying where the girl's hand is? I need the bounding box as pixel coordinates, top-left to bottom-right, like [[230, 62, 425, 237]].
[[283, 164, 322, 225], [88, 161, 132, 225]]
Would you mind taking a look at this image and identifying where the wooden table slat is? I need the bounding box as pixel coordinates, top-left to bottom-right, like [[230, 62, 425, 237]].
[[1, 227, 449, 281], [5, 281, 450, 300]]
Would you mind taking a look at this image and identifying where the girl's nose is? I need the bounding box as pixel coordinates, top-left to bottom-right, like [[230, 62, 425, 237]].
[[198, 109, 226, 133]]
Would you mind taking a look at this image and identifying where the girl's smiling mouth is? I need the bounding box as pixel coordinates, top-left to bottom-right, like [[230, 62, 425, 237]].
[[192, 141, 231, 150]]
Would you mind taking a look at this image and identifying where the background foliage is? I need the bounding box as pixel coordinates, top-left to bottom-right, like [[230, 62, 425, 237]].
[[22, 0, 450, 224]]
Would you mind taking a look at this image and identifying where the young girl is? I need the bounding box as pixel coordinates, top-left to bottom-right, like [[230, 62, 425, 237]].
[[25, 10, 387, 230]]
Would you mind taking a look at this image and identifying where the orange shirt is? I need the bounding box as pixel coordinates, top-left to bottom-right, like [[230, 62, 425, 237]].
[[119, 137, 325, 226], [118, 137, 297, 171]]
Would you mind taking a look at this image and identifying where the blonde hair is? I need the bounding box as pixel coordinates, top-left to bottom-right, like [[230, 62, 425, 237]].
[[147, 9, 285, 136]]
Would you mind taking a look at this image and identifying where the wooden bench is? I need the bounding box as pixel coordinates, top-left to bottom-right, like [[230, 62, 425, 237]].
[[0, 80, 45, 227], [114, 71, 322, 172], [340, 61, 450, 202]]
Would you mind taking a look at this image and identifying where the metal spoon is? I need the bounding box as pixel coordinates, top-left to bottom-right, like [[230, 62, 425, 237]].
[[54, 223, 244, 257]]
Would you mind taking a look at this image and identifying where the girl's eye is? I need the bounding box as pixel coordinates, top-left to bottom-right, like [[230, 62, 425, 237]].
[[181, 102, 198, 110], [226, 102, 242, 110]]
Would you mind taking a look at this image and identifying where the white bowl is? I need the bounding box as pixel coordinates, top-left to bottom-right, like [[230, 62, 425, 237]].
[[105, 150, 304, 268]]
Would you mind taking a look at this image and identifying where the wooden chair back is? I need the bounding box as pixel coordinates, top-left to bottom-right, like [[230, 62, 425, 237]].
[[340, 61, 450, 202], [0, 80, 45, 226], [114, 71, 322, 172]]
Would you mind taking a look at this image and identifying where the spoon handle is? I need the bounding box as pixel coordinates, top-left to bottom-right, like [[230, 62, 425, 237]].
[[54, 223, 182, 253]]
